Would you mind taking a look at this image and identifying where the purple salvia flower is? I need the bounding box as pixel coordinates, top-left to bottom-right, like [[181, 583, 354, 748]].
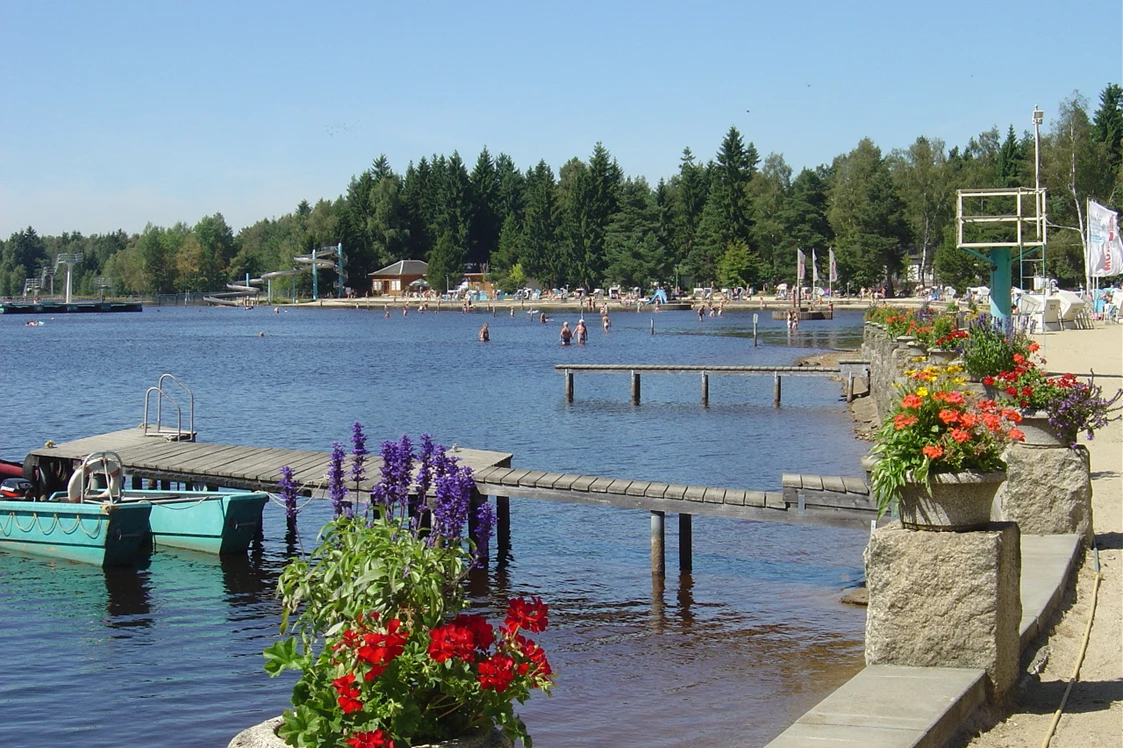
[[328, 442, 348, 518], [472, 498, 495, 562], [431, 462, 475, 542], [415, 434, 436, 501], [278, 465, 299, 520], [350, 421, 368, 486]]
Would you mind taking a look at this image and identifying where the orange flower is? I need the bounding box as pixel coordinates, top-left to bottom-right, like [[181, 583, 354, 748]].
[[959, 412, 979, 428], [922, 444, 944, 459], [938, 409, 960, 424], [943, 391, 965, 405], [894, 414, 918, 430], [1000, 409, 1023, 424], [951, 428, 972, 443], [1008, 428, 1025, 441], [901, 394, 923, 409], [1027, 341, 1040, 352], [982, 413, 1002, 431]]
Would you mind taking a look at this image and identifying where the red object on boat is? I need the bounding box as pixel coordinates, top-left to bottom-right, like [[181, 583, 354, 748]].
[[0, 459, 24, 479]]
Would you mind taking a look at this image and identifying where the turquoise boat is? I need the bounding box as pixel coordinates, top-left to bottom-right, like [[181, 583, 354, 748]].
[[128, 490, 269, 554], [0, 499, 152, 566], [62, 451, 270, 556]]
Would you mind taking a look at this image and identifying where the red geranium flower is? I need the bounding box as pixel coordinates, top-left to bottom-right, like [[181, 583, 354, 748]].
[[982, 376, 995, 386], [922, 444, 944, 459], [338, 694, 364, 714], [347, 730, 394, 748], [428, 622, 477, 663], [478, 654, 516, 692], [937, 409, 959, 424], [1008, 428, 1026, 441], [505, 597, 549, 634], [951, 428, 972, 443]]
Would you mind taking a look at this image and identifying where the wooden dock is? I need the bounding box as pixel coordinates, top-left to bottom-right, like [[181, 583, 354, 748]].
[[22, 428, 512, 496], [556, 362, 870, 404], [23, 427, 876, 576]]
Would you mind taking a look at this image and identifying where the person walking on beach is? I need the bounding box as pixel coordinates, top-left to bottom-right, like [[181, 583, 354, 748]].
[[478, 323, 490, 342], [560, 321, 573, 345]]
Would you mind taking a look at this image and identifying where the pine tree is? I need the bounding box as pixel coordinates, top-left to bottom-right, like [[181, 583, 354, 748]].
[[1092, 83, 1123, 172]]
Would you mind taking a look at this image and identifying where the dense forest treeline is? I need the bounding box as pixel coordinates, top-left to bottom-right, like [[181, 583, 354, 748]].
[[3, 87, 1121, 299]]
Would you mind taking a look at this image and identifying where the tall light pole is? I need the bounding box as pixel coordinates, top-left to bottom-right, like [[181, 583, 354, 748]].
[[1032, 106, 1045, 293]]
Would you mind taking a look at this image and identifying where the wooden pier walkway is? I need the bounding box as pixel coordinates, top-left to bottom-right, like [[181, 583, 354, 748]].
[[23, 428, 876, 575], [473, 466, 875, 530], [22, 428, 512, 495], [556, 362, 870, 404]]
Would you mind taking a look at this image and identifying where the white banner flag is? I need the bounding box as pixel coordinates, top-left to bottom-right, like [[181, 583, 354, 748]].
[[811, 249, 819, 284], [797, 249, 806, 282], [1088, 200, 1123, 277], [829, 248, 839, 282]]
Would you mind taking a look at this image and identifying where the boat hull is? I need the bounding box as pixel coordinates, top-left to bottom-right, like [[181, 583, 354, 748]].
[[132, 492, 269, 554], [0, 500, 152, 566]]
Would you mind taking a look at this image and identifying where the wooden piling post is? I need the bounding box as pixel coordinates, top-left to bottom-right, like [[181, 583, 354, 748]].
[[496, 496, 511, 557], [678, 513, 692, 573], [651, 510, 665, 576], [846, 373, 855, 403], [631, 371, 641, 405], [701, 373, 709, 407], [773, 373, 782, 406], [564, 369, 574, 402]]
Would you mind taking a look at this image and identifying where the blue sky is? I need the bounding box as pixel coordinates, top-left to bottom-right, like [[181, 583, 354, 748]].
[[1, 0, 1120, 238]]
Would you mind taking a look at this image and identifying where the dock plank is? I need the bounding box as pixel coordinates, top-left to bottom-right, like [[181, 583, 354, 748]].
[[702, 487, 727, 503], [589, 477, 615, 493]]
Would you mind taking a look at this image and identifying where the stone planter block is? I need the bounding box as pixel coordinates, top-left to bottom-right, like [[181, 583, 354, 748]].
[[996, 443, 1092, 540], [864, 522, 1021, 701]]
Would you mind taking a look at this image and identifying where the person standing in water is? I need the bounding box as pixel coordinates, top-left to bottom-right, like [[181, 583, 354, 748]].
[[560, 321, 573, 345], [478, 323, 490, 342], [602, 314, 610, 332], [575, 318, 588, 344]]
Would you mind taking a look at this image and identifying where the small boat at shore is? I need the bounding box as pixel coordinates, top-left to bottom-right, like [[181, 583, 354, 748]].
[[0, 452, 270, 566], [62, 452, 269, 556], [0, 496, 152, 567]]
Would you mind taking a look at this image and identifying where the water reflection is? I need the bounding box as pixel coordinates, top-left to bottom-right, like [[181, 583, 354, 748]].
[[103, 566, 152, 627]]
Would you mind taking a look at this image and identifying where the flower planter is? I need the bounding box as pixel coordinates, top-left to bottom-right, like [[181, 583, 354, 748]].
[[926, 348, 958, 365], [228, 719, 512, 748], [894, 335, 917, 348], [1017, 411, 1073, 447], [898, 470, 1006, 532]]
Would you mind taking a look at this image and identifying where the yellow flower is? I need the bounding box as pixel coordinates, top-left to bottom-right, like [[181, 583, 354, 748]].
[[904, 369, 917, 377], [917, 387, 928, 397], [953, 376, 967, 386], [946, 365, 963, 374]]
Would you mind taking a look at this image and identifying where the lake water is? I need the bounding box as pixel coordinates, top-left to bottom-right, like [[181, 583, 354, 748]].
[[0, 305, 871, 747]]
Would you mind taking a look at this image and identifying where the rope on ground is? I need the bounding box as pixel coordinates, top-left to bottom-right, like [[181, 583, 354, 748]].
[[1039, 542, 1102, 748]]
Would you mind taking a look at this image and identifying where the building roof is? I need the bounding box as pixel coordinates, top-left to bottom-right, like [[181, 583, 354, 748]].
[[369, 260, 428, 277]]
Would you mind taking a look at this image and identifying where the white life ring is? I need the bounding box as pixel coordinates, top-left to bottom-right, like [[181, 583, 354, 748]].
[[66, 453, 124, 503]]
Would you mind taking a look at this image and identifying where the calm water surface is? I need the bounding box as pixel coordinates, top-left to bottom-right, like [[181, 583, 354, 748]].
[[0, 306, 870, 747]]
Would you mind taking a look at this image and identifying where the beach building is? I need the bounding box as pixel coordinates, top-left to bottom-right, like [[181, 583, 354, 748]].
[[369, 259, 428, 296]]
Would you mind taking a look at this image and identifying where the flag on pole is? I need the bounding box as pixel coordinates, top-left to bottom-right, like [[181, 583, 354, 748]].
[[811, 249, 819, 284], [829, 248, 839, 282], [1087, 200, 1123, 277], [797, 249, 806, 282]]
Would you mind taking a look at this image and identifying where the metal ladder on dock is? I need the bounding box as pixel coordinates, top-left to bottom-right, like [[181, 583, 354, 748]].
[[142, 374, 196, 441]]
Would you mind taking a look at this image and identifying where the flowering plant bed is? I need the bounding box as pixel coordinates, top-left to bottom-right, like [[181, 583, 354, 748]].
[[264, 430, 553, 748], [984, 353, 1122, 447], [870, 364, 1025, 518], [958, 317, 1034, 380]]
